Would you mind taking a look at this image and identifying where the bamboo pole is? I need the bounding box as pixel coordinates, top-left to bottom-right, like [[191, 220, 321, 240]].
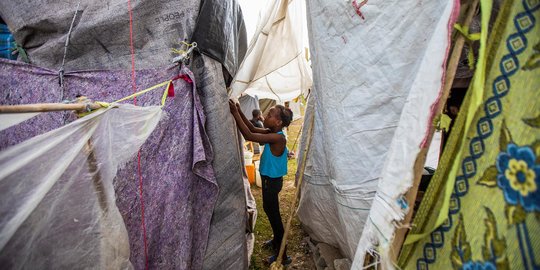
[[388, 0, 480, 264], [270, 112, 315, 270], [0, 103, 102, 113]]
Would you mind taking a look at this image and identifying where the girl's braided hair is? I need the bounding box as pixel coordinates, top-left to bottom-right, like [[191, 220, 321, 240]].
[[275, 105, 294, 127]]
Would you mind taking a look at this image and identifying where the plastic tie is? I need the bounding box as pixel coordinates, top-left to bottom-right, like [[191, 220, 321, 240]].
[[454, 23, 481, 70]]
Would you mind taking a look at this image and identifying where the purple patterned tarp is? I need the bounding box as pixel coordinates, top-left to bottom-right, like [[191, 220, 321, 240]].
[[0, 58, 218, 270]]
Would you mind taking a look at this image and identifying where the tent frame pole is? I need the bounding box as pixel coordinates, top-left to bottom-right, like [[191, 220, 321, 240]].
[[0, 103, 102, 113], [271, 112, 315, 269]]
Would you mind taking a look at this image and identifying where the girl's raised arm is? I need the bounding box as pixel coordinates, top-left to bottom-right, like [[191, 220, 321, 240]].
[[232, 100, 269, 134], [229, 100, 283, 144]]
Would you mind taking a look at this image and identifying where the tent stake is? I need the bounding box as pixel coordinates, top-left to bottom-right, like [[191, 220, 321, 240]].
[[388, 0, 480, 264]]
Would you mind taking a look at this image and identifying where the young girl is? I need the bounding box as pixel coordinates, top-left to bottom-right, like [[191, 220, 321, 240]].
[[228, 100, 293, 265]]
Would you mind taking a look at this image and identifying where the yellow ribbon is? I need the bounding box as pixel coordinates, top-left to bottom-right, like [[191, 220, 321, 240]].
[[433, 113, 452, 133], [454, 23, 481, 70], [171, 41, 196, 56], [76, 79, 174, 118], [113, 80, 172, 107]]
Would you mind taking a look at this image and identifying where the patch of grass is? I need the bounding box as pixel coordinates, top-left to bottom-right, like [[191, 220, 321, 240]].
[[249, 118, 315, 270]]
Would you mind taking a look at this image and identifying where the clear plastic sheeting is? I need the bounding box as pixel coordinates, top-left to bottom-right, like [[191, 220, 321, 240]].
[[230, 0, 312, 101], [298, 0, 459, 265], [0, 112, 40, 131], [0, 104, 162, 269]]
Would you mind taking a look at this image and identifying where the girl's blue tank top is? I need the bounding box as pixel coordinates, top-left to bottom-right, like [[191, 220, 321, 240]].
[[259, 131, 288, 178]]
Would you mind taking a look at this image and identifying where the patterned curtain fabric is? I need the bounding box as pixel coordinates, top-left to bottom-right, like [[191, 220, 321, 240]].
[[399, 0, 540, 269]]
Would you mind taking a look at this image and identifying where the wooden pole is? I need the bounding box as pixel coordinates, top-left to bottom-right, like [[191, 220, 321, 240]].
[[271, 112, 315, 269], [85, 139, 109, 214], [0, 103, 103, 113], [388, 0, 480, 263]]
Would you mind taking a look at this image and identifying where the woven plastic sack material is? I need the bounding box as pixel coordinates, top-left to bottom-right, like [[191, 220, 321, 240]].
[[0, 104, 162, 269], [230, 0, 312, 101], [297, 0, 458, 263]]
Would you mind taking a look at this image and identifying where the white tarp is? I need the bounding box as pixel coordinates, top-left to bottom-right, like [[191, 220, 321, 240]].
[[238, 94, 261, 119], [230, 0, 312, 101], [297, 0, 458, 266], [354, 2, 459, 267], [0, 104, 162, 269], [288, 98, 303, 121]]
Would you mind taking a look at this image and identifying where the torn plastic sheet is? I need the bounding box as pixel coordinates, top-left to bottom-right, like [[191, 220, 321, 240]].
[[0, 104, 162, 269]]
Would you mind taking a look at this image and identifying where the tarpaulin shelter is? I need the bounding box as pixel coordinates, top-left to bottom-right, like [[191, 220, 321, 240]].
[[0, 0, 254, 269], [294, 0, 460, 266], [291, 0, 539, 269]]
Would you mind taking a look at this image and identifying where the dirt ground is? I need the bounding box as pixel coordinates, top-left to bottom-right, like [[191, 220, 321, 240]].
[[248, 118, 317, 270]]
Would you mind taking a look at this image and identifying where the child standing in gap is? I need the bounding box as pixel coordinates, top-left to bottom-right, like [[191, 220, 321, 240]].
[[228, 100, 293, 265]]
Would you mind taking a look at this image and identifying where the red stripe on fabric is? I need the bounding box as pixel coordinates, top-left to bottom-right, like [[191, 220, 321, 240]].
[[127, 0, 149, 269], [420, 0, 461, 148]]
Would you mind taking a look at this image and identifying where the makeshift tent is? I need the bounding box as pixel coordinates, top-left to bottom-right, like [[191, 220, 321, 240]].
[[230, 0, 312, 102], [0, 0, 252, 269], [190, 54, 253, 270], [295, 0, 460, 265], [399, 1, 540, 268]]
